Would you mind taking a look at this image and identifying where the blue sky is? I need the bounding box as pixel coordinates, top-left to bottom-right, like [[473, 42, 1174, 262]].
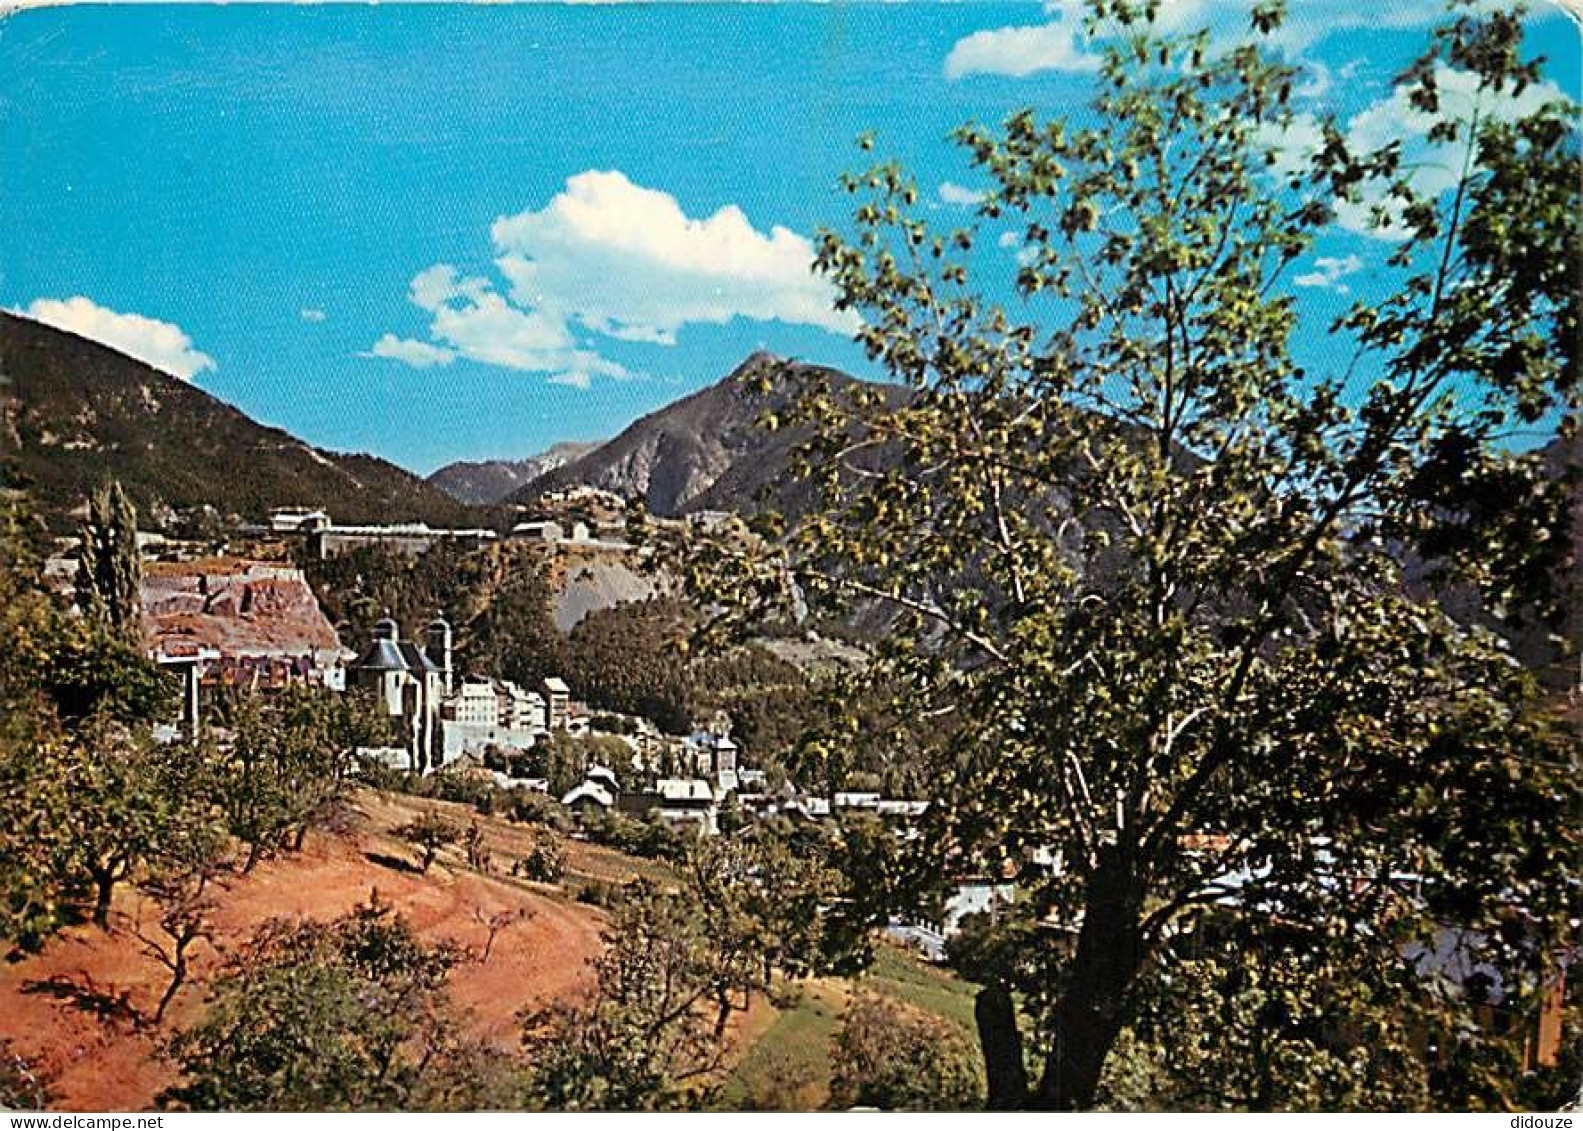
[[2, 2, 1577, 474]]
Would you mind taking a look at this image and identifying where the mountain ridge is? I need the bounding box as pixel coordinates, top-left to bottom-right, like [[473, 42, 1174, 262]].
[[0, 311, 477, 531], [507, 352, 908, 517], [427, 441, 603, 506]]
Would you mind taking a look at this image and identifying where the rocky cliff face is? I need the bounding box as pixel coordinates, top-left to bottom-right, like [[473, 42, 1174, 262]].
[[142, 559, 343, 660]]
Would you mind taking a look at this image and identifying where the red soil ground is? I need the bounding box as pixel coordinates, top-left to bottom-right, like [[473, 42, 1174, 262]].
[[0, 793, 605, 1111]]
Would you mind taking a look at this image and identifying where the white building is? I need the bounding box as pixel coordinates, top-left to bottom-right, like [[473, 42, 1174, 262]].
[[509, 520, 563, 543], [438, 676, 548, 762], [542, 677, 571, 730], [269, 507, 332, 534], [651, 777, 718, 834], [685, 729, 740, 793]]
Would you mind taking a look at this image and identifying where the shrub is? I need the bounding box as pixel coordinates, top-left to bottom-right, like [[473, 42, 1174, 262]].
[[394, 810, 462, 874], [507, 791, 572, 832], [513, 829, 566, 883], [828, 992, 982, 1111]]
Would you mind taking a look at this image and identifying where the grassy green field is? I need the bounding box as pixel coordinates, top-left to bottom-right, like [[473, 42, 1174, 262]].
[[863, 943, 979, 1032], [721, 982, 847, 1109], [721, 941, 980, 1110]]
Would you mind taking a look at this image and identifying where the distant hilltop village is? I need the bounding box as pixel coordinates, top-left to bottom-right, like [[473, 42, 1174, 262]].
[[55, 496, 930, 862]]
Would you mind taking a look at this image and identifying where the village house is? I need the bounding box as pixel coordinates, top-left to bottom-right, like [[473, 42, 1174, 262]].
[[561, 765, 621, 811], [648, 777, 718, 834], [314, 521, 498, 559], [541, 676, 571, 730], [684, 727, 740, 793], [268, 506, 332, 534]]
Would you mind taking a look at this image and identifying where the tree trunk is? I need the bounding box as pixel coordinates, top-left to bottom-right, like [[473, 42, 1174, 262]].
[[1034, 846, 1148, 1111], [975, 983, 1028, 1110], [292, 823, 309, 852], [92, 873, 116, 929], [243, 840, 264, 874], [155, 954, 187, 1023]]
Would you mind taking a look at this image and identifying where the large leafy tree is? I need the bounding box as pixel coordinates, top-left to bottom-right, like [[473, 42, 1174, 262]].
[[829, 991, 984, 1111], [678, 0, 1578, 1110], [0, 481, 185, 945], [521, 881, 739, 1111]]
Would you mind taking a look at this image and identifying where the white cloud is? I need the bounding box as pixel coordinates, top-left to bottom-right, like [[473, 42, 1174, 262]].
[[1271, 0, 1505, 52], [490, 170, 854, 342], [938, 182, 986, 207], [944, 17, 1098, 79], [398, 262, 629, 386], [361, 334, 456, 369], [1294, 254, 1363, 293], [23, 296, 215, 381], [299, 307, 327, 323], [368, 170, 854, 387], [1251, 60, 1564, 241]]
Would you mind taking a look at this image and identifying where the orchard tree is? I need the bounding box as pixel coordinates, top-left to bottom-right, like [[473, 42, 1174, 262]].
[[213, 685, 375, 872], [0, 482, 179, 946], [59, 716, 178, 929], [675, 0, 1578, 1111], [521, 882, 737, 1110], [396, 810, 462, 874], [160, 899, 481, 1111], [0, 483, 77, 948]]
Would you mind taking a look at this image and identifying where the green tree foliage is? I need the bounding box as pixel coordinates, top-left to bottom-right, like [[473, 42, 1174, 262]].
[[301, 540, 486, 652], [829, 991, 983, 1111], [0, 484, 192, 946], [512, 827, 566, 883], [41, 619, 175, 726], [673, 1, 1578, 1110], [0, 485, 78, 947], [4, 478, 172, 729], [160, 900, 502, 1111], [74, 479, 142, 642], [304, 541, 566, 696], [1093, 921, 1432, 1110], [215, 686, 378, 872], [566, 599, 693, 733], [520, 881, 738, 1110], [527, 732, 632, 797], [578, 808, 692, 863], [464, 548, 568, 691], [685, 646, 819, 762], [685, 823, 873, 983], [57, 716, 187, 929]]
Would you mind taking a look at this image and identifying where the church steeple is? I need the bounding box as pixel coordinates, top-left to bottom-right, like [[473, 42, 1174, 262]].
[[426, 613, 453, 695]]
